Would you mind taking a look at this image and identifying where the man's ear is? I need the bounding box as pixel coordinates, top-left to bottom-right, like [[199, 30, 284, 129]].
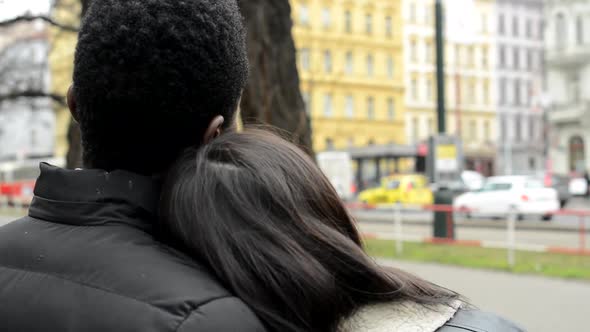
[[202, 115, 225, 144], [67, 85, 80, 122]]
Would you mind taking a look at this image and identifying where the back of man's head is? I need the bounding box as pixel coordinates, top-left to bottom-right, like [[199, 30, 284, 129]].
[[73, 0, 248, 174]]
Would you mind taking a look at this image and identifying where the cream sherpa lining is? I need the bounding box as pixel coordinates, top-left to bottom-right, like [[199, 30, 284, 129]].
[[340, 300, 462, 332]]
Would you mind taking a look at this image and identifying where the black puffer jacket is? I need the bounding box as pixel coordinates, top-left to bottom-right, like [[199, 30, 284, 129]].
[[0, 164, 266, 332]]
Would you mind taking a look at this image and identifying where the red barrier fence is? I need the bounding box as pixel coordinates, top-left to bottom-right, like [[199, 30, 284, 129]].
[[348, 203, 590, 259]]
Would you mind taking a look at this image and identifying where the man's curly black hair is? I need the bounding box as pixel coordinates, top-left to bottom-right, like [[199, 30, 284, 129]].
[[73, 0, 248, 175]]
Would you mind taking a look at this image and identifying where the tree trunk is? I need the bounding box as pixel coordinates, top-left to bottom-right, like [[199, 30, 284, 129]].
[[65, 0, 90, 169], [238, 0, 313, 154]]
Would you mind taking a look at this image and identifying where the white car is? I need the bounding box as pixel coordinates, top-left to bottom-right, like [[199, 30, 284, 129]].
[[453, 176, 560, 220]]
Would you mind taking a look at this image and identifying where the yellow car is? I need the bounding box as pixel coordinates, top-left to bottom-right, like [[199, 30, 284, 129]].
[[358, 174, 433, 205]]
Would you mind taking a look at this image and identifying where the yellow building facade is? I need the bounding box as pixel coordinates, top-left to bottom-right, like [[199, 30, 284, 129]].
[[290, 0, 407, 152], [48, 0, 81, 162], [50, 1, 408, 161]]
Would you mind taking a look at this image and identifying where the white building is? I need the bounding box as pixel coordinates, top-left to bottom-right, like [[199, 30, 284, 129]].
[[545, 0, 590, 175], [0, 21, 55, 162], [496, 0, 546, 175], [403, 0, 498, 176]]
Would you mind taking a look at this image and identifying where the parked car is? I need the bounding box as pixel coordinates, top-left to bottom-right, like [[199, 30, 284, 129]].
[[358, 174, 433, 205], [453, 176, 559, 221]]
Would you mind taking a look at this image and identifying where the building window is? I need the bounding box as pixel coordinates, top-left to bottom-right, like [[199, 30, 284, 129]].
[[526, 81, 533, 106], [300, 48, 310, 71], [467, 46, 474, 67], [513, 16, 519, 37], [484, 121, 490, 142], [344, 10, 352, 33], [322, 8, 331, 29], [526, 19, 532, 38], [569, 73, 580, 103], [345, 51, 354, 75], [411, 79, 418, 100], [454, 45, 461, 65], [345, 95, 354, 118], [366, 14, 373, 34], [412, 117, 420, 143], [483, 81, 490, 104], [386, 56, 394, 79], [410, 40, 417, 61], [499, 78, 507, 105], [481, 46, 488, 67], [540, 20, 545, 40], [410, 3, 416, 23], [299, 4, 310, 26], [302, 91, 311, 114], [425, 42, 433, 63], [526, 49, 532, 70], [500, 115, 507, 140], [469, 82, 476, 104], [324, 50, 332, 73], [515, 115, 522, 141], [513, 48, 519, 70], [469, 120, 477, 140], [366, 54, 374, 77], [556, 13, 566, 49], [577, 16, 584, 45], [428, 118, 434, 136], [385, 16, 393, 37], [425, 4, 433, 25], [499, 46, 506, 68], [325, 138, 334, 151], [387, 98, 395, 120], [481, 13, 488, 33], [426, 79, 433, 101], [499, 14, 505, 35], [323, 94, 333, 117], [367, 97, 375, 119], [514, 79, 521, 105]]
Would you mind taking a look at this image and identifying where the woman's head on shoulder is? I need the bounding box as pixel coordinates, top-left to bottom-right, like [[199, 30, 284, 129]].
[[160, 128, 458, 332]]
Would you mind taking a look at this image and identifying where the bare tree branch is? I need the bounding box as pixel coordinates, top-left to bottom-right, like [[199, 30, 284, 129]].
[[0, 91, 66, 106], [0, 15, 79, 32]]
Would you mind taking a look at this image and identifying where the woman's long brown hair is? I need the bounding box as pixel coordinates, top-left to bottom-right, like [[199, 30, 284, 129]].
[[160, 129, 458, 332]]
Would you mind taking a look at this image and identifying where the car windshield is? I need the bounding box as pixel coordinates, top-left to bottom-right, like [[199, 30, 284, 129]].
[[481, 182, 512, 192], [526, 179, 544, 189], [385, 180, 401, 189]]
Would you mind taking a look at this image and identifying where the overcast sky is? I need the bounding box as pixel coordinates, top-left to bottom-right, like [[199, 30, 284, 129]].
[[0, 0, 50, 21]]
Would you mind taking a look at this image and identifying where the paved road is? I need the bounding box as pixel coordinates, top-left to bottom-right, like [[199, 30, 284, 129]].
[[379, 259, 590, 332]]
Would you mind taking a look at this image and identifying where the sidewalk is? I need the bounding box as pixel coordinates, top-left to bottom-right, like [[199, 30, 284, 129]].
[[379, 259, 590, 332]]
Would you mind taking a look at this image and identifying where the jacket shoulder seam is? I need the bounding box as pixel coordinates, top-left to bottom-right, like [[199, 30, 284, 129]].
[[173, 295, 239, 332]]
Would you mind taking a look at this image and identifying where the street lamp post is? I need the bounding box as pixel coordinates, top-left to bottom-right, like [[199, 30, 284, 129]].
[[433, 0, 451, 239], [435, 0, 446, 134]]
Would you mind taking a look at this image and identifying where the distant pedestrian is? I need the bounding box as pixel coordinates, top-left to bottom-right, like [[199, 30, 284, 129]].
[[160, 129, 525, 332]]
